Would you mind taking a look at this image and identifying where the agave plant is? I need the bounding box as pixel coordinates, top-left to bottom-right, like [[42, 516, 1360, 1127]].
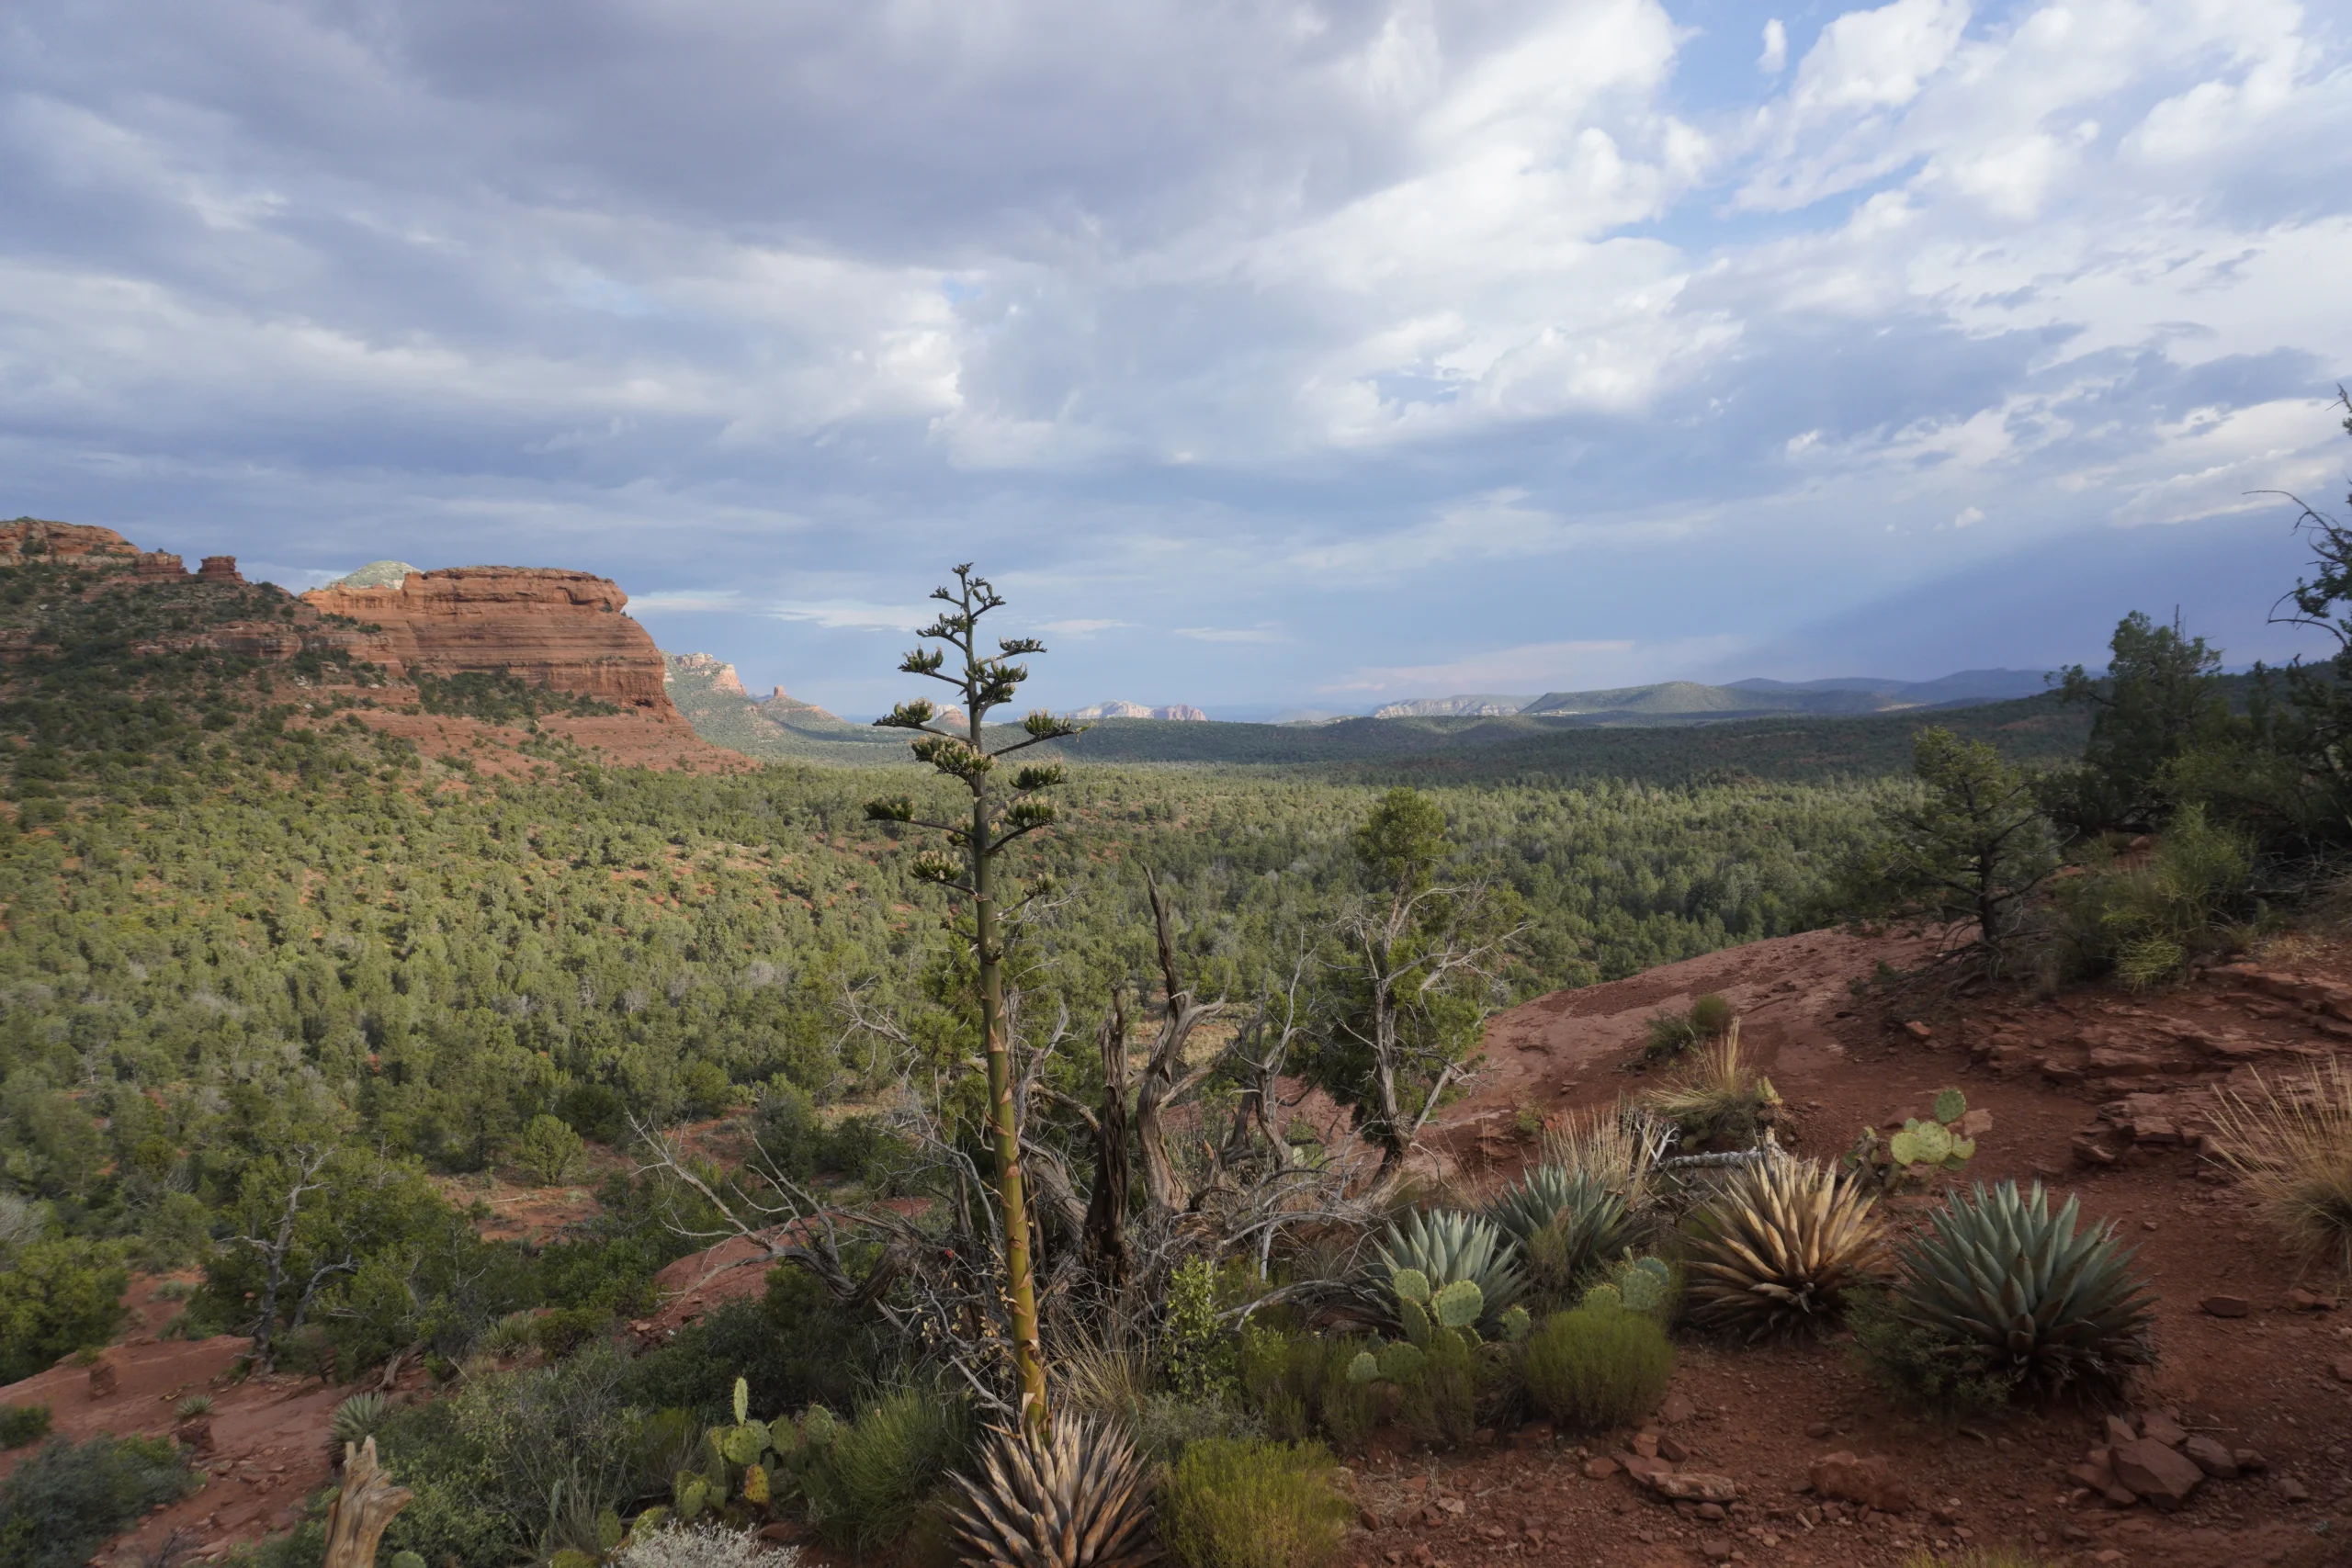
[[329, 1392, 390, 1450], [1488, 1165, 1638, 1303], [942, 1412, 1157, 1568], [1889, 1180, 2155, 1396], [1371, 1209, 1525, 1328], [1684, 1156, 1886, 1339]]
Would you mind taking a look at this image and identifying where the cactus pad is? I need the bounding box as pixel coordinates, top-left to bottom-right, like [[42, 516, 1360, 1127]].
[[1378, 1340, 1427, 1382], [1345, 1350, 1382, 1385], [1498, 1304, 1532, 1343], [1932, 1088, 1966, 1124], [1391, 1267, 1432, 1305], [1432, 1279, 1485, 1330]]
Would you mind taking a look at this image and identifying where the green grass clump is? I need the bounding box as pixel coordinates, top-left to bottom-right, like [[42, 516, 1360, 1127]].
[[0, 1404, 51, 1449], [1521, 1306, 1674, 1430], [799, 1386, 970, 1554], [0, 1435, 193, 1568], [1160, 1437, 1353, 1568]]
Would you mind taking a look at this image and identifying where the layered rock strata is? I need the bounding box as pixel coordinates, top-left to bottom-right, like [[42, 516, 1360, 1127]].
[[303, 567, 678, 716]]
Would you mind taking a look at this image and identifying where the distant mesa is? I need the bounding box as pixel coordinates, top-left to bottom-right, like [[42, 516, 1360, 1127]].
[[1374, 694, 1533, 719], [1066, 700, 1209, 722], [329, 559, 421, 590], [302, 566, 681, 716]]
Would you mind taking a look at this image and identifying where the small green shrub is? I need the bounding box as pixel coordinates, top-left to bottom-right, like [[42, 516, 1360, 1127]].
[[2055, 806, 2253, 987], [1160, 1437, 1352, 1568], [1238, 1329, 1375, 1453], [514, 1114, 585, 1186], [1688, 993, 1735, 1037], [1848, 1290, 2018, 1416], [1164, 1257, 1239, 1403], [0, 1435, 194, 1568], [797, 1386, 970, 1553], [532, 1306, 610, 1360], [0, 1404, 51, 1449], [1521, 1306, 1674, 1430]]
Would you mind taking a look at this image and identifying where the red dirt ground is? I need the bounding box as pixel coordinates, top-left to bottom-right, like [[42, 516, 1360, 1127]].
[[14, 926, 2352, 1568]]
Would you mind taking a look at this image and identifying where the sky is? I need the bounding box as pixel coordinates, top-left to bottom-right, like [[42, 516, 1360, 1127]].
[[4, 0, 2350, 719]]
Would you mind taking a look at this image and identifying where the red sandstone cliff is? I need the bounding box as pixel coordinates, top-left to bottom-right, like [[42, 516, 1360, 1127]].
[[302, 567, 676, 715]]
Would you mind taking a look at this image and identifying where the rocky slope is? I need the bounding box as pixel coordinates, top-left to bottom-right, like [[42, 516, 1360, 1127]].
[[0, 520, 741, 772]]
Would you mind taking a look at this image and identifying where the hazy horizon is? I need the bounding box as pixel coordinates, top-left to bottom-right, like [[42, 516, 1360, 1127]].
[[5, 0, 2347, 715]]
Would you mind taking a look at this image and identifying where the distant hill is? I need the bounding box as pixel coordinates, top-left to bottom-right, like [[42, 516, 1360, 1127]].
[[1374, 694, 1534, 718], [1367, 669, 2058, 726], [1066, 700, 1210, 721], [328, 559, 420, 589], [661, 651, 904, 761]]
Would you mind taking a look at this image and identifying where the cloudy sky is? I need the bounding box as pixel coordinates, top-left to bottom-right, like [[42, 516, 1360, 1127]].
[[5, 0, 2349, 717]]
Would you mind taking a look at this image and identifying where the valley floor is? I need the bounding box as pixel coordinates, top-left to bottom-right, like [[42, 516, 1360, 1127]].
[[12, 922, 2352, 1568]]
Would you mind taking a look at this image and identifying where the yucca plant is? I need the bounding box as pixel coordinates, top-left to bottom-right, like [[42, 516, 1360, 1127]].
[[1370, 1209, 1524, 1329], [1684, 1156, 1886, 1339], [2205, 1058, 2352, 1279], [1887, 1180, 2155, 1397], [329, 1392, 390, 1450], [942, 1411, 1156, 1568]]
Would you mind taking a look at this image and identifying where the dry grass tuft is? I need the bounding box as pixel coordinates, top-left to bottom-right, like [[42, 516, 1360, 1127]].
[[2206, 1058, 2352, 1280], [1643, 1021, 1782, 1149], [1539, 1099, 1658, 1204]]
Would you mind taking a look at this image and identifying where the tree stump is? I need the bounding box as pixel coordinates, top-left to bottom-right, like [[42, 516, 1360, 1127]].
[[322, 1437, 413, 1568]]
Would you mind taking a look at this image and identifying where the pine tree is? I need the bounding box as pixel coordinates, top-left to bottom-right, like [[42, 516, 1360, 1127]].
[[862, 565, 1080, 1435]]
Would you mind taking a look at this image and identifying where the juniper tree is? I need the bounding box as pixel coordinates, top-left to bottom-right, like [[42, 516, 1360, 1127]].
[[862, 565, 1081, 1435]]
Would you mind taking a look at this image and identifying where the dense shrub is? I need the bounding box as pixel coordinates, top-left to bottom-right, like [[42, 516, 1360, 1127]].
[[0, 1403, 51, 1449], [615, 1522, 781, 1568], [514, 1114, 585, 1185], [0, 1237, 127, 1383], [1521, 1307, 1674, 1430], [0, 1435, 193, 1568], [797, 1386, 970, 1554], [623, 1271, 888, 1423], [1159, 1437, 1352, 1568], [2054, 807, 2253, 987], [1239, 1329, 1376, 1453]]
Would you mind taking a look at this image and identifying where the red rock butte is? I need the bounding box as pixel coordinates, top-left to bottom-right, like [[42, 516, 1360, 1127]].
[[302, 566, 673, 713]]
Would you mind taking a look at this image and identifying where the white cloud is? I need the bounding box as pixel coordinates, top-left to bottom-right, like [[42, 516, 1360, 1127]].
[[1037, 617, 1130, 637], [1759, 19, 1789, 76], [1175, 625, 1288, 644]]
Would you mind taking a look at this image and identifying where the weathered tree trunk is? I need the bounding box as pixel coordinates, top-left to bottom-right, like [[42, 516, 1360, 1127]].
[[1081, 993, 1132, 1291], [322, 1438, 412, 1568]]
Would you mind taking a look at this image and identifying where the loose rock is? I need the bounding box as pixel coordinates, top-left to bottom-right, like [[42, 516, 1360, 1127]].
[[1808, 1451, 1912, 1514], [2110, 1438, 2205, 1508], [2182, 1435, 2238, 1479], [2199, 1294, 2251, 1318]]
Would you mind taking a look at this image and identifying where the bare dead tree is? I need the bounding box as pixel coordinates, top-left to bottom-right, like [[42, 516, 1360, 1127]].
[[1131, 870, 1227, 1221], [233, 1145, 334, 1372], [1326, 877, 1526, 1189]]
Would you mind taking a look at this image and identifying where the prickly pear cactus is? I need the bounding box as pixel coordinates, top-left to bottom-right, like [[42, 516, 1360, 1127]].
[[1379, 1340, 1427, 1382], [1392, 1268, 1432, 1306], [595, 1509, 625, 1553], [390, 1553, 427, 1568], [1498, 1304, 1532, 1344], [1580, 1280, 1623, 1312], [1432, 1279, 1484, 1332], [1345, 1349, 1381, 1386], [1933, 1088, 1967, 1125]]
